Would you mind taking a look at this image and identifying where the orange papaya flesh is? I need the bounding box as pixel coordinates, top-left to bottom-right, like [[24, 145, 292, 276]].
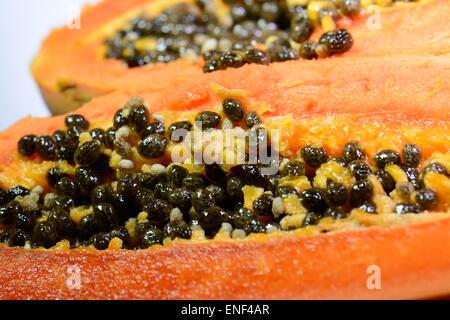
[[31, 0, 450, 114], [1, 215, 450, 300]]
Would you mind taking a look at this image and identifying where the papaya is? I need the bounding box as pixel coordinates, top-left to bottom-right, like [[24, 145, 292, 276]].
[[31, 0, 450, 114], [1, 50, 450, 299]]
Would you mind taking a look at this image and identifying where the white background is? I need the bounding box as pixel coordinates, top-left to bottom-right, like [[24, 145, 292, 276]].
[[0, 0, 93, 130]]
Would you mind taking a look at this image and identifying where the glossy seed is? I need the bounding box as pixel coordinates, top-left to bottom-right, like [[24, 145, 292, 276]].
[[245, 48, 270, 65], [18, 135, 37, 157], [342, 142, 364, 163], [203, 50, 221, 61], [223, 99, 244, 122], [90, 128, 106, 144], [422, 162, 447, 176], [199, 206, 227, 230], [13, 210, 36, 234], [129, 105, 150, 133], [318, 29, 353, 55], [36, 135, 58, 160], [140, 227, 164, 248], [53, 196, 75, 212], [154, 182, 175, 202], [93, 203, 118, 232], [268, 46, 299, 62], [301, 146, 328, 168], [55, 177, 78, 197], [144, 199, 172, 226], [348, 160, 371, 180], [198, 164, 223, 185], [400, 164, 421, 190], [275, 185, 298, 198], [339, 0, 361, 17], [373, 150, 401, 169], [281, 159, 305, 177], [65, 114, 89, 130], [302, 212, 323, 227], [133, 188, 155, 210], [324, 207, 347, 219], [113, 108, 129, 129], [182, 173, 208, 191], [48, 207, 75, 238], [325, 182, 348, 206], [57, 142, 77, 163], [402, 144, 422, 167], [105, 127, 116, 148], [74, 141, 102, 166], [168, 188, 192, 213], [203, 59, 221, 73], [237, 164, 267, 187], [0, 201, 21, 224], [141, 121, 165, 138], [192, 188, 215, 213], [374, 169, 396, 193], [32, 221, 58, 249], [218, 51, 246, 69], [137, 134, 168, 158], [359, 201, 377, 214], [9, 229, 31, 247], [195, 111, 221, 130], [75, 167, 100, 192], [299, 40, 318, 60], [90, 232, 111, 250], [301, 188, 328, 214], [415, 188, 438, 210], [226, 177, 244, 200], [395, 203, 421, 214], [52, 130, 66, 143], [78, 214, 99, 241], [168, 121, 193, 142], [349, 180, 373, 207], [163, 220, 192, 240], [244, 218, 267, 234], [117, 173, 140, 196], [167, 165, 189, 187], [243, 111, 261, 129], [253, 194, 274, 216], [290, 16, 313, 43], [8, 186, 30, 198]]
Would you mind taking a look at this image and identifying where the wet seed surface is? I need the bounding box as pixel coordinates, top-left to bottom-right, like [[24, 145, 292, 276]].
[[104, 0, 364, 72], [1, 97, 448, 251]]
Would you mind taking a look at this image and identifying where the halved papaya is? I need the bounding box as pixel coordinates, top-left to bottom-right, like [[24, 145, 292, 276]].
[[31, 0, 450, 114], [1, 52, 449, 299]]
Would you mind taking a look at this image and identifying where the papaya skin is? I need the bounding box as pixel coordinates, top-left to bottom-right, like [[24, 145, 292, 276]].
[[31, 0, 450, 114]]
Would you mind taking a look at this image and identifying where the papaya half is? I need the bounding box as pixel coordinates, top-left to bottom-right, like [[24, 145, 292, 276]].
[[1, 49, 450, 299], [31, 0, 450, 114]]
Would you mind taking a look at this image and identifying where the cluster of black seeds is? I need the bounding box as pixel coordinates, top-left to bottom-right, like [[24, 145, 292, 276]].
[[2, 97, 446, 250], [105, 0, 358, 72]]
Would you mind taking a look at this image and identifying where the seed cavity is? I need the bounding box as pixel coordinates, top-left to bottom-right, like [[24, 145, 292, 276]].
[[103, 0, 369, 73], [4, 95, 449, 251]]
